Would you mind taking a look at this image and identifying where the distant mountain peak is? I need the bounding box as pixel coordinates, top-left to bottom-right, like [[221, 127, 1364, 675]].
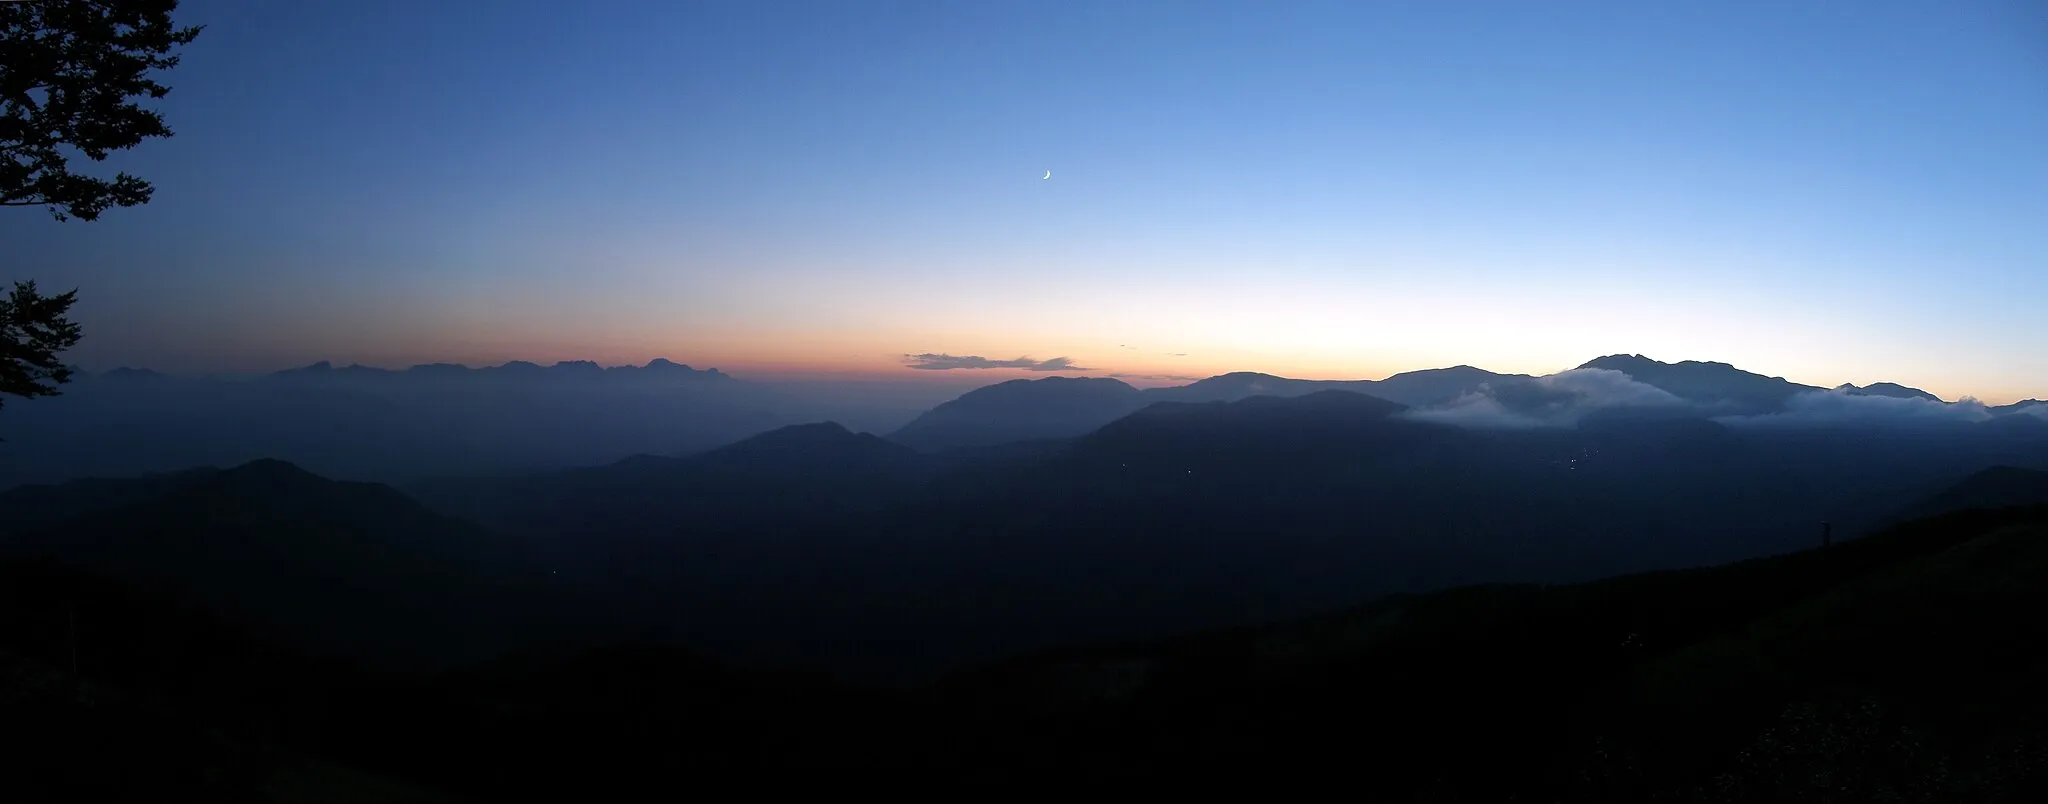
[[1169, 372, 1293, 396], [1581, 354, 1742, 370], [1575, 354, 1819, 414], [888, 376, 1145, 451], [214, 458, 330, 487], [1196, 371, 1285, 385], [709, 421, 874, 454], [708, 421, 919, 464], [633, 358, 727, 378], [100, 367, 166, 380], [960, 376, 1137, 396], [1155, 388, 1406, 417], [1835, 382, 1943, 403], [761, 421, 852, 438]]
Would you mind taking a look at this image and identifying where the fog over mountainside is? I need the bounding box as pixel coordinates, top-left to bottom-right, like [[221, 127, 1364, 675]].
[[0, 359, 960, 489], [381, 354, 2048, 680], [5, 352, 2048, 793], [6, 353, 2041, 495]]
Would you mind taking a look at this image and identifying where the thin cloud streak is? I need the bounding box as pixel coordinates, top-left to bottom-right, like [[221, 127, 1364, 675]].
[[903, 353, 1095, 372]]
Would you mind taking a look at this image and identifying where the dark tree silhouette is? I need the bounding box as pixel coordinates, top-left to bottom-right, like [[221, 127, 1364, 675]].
[[1, 0, 201, 418], [2, 0, 203, 221], [0, 280, 82, 413]]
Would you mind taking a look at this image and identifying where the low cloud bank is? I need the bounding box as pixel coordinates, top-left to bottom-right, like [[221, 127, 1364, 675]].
[[1718, 391, 1992, 430], [1400, 369, 1690, 429], [1398, 368, 2036, 433]]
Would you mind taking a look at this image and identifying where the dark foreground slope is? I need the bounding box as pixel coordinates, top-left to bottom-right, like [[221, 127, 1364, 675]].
[[0, 460, 582, 672], [0, 556, 467, 803], [6, 499, 2047, 800], [918, 504, 2048, 798]]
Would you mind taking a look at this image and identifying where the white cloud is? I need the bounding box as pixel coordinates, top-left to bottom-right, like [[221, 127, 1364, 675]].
[[1717, 390, 1992, 430], [1398, 368, 1690, 429]]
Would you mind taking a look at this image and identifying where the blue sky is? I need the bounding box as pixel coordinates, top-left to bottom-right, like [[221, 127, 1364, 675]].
[[5, 0, 2045, 401]]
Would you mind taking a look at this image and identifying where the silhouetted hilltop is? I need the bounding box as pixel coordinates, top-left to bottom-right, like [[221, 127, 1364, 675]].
[[483, 359, 544, 375], [0, 466, 217, 533], [1984, 412, 2048, 443], [1893, 466, 2048, 523], [887, 376, 1145, 451], [1836, 381, 1944, 402], [93, 366, 170, 382], [887, 366, 1522, 453], [407, 420, 931, 547], [1074, 390, 1418, 472], [1096, 388, 1409, 440], [0, 460, 563, 671], [1141, 371, 1361, 403], [1579, 353, 1821, 414], [1138, 365, 1516, 407], [700, 421, 915, 464], [1366, 364, 1527, 406], [2, 357, 783, 490], [1993, 399, 2048, 416]]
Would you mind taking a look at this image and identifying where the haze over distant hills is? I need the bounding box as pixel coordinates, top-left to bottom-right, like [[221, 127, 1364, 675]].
[[5, 354, 2048, 794], [391, 354, 2048, 679], [4, 353, 2042, 494], [7, 368, 2046, 682], [0, 358, 902, 489], [266, 357, 731, 385], [883, 353, 2043, 453]]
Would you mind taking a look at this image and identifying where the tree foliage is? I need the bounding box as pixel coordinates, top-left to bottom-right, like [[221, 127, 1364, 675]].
[[2, 0, 203, 221], [1, 0, 199, 419], [0, 280, 82, 412]]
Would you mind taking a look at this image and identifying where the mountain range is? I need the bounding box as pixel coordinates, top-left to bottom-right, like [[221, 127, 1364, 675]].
[[0, 460, 581, 672], [883, 353, 2043, 452], [13, 353, 2042, 678], [4, 351, 2048, 797], [389, 355, 2048, 680], [263, 357, 731, 386]]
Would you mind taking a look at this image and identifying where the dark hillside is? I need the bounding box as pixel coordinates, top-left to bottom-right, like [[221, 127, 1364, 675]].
[[919, 505, 2048, 798], [1, 460, 571, 672]]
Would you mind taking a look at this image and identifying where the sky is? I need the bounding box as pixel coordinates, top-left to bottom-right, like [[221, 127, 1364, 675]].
[[5, 0, 2046, 402]]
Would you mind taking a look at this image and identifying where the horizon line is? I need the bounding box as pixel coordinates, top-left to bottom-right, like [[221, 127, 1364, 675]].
[[62, 355, 2048, 407]]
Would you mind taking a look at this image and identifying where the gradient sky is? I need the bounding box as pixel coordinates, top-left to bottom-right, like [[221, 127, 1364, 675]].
[[5, 0, 2045, 401]]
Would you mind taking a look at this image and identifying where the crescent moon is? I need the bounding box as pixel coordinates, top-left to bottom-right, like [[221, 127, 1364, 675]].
[[1043, 170, 1051, 180]]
